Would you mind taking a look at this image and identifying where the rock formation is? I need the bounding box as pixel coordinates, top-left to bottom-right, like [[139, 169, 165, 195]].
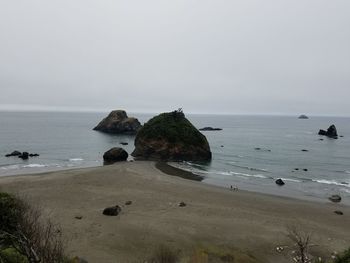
[[103, 147, 128, 163], [93, 110, 141, 134], [132, 110, 212, 161], [318, 124, 338, 139]]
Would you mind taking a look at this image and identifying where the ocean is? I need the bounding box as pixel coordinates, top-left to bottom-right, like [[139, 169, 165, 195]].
[[0, 111, 349, 204]]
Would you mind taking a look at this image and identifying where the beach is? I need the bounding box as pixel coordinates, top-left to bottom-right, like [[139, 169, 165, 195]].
[[0, 161, 349, 262]]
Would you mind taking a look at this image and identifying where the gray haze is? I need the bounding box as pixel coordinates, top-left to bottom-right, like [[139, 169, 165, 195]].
[[0, 1, 349, 115]]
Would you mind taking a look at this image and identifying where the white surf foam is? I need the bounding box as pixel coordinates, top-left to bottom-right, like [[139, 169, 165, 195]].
[[313, 179, 350, 187], [69, 158, 84, 162], [23, 164, 47, 168]]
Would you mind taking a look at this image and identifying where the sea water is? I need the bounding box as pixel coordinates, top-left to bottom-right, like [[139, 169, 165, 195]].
[[0, 111, 349, 204]]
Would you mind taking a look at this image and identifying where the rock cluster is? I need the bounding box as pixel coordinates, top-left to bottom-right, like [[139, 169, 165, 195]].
[[5, 151, 39, 159], [318, 125, 338, 139], [131, 110, 212, 161], [93, 110, 141, 134], [199, 127, 223, 131]]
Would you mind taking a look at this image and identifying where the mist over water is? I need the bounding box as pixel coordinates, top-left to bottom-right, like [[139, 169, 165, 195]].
[[0, 111, 349, 204]]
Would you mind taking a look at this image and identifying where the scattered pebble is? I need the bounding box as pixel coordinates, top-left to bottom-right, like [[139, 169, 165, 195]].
[[179, 201, 186, 207], [125, 201, 132, 205], [301, 149, 309, 152], [276, 246, 284, 253], [303, 168, 308, 172], [75, 216, 83, 220], [103, 205, 122, 216]]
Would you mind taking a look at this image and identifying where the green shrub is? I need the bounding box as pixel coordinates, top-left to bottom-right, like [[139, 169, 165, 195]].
[[0, 248, 28, 263], [335, 248, 350, 263]]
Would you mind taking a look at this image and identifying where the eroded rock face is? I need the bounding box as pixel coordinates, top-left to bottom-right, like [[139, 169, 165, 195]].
[[103, 147, 128, 163], [131, 110, 212, 161], [93, 110, 141, 134]]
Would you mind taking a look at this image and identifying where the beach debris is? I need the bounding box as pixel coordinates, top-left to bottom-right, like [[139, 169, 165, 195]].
[[103, 205, 122, 216], [276, 246, 284, 253], [199, 127, 223, 131], [334, 210, 343, 215], [103, 147, 128, 164], [75, 216, 83, 220], [329, 195, 341, 203], [275, 179, 285, 186], [71, 256, 88, 263], [178, 201, 186, 207], [318, 124, 338, 139], [125, 201, 132, 205], [120, 142, 128, 145]]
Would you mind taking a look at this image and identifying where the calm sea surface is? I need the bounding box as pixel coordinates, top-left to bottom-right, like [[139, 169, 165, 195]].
[[0, 111, 349, 204]]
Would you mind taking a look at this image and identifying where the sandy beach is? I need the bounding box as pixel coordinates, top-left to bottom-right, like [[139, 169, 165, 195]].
[[0, 161, 349, 263]]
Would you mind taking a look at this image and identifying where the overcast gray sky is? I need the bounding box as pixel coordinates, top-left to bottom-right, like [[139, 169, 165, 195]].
[[0, 0, 349, 115]]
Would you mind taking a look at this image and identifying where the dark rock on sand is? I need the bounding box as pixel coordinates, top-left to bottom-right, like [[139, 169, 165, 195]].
[[329, 195, 341, 203], [103, 205, 122, 216], [275, 179, 285, 186], [132, 109, 212, 161], [179, 201, 186, 207], [125, 201, 132, 205], [298, 115, 309, 119], [75, 216, 83, 220], [120, 142, 128, 146], [18, 152, 29, 160], [93, 110, 141, 134], [318, 125, 338, 139], [199, 127, 223, 131], [103, 147, 128, 163], [334, 210, 343, 215], [5, 150, 21, 157]]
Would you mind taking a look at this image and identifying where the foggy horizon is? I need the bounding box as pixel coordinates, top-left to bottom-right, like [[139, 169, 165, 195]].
[[1, 1, 349, 116]]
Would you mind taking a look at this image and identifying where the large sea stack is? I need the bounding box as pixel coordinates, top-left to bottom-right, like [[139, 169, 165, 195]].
[[93, 110, 141, 134], [318, 124, 338, 139], [132, 110, 212, 161]]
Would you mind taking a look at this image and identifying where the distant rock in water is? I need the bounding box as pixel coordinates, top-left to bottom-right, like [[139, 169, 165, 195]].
[[298, 114, 309, 119], [5, 150, 21, 157], [199, 127, 223, 131], [318, 124, 338, 139], [103, 147, 128, 163], [93, 110, 141, 134], [131, 109, 212, 161], [18, 152, 29, 160]]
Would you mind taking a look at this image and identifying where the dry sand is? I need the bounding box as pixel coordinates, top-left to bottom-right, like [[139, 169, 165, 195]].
[[0, 161, 349, 263]]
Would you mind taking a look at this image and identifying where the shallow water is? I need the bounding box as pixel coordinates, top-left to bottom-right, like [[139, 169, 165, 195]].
[[0, 111, 349, 204]]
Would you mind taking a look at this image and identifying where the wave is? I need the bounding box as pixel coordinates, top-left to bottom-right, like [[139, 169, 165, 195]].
[[23, 164, 48, 168], [1, 165, 20, 170], [229, 163, 268, 173], [281, 178, 302, 183], [312, 179, 350, 187], [227, 171, 269, 179], [69, 158, 84, 162]]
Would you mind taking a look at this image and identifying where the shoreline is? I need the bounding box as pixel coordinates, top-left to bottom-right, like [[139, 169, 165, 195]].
[[0, 161, 349, 262]]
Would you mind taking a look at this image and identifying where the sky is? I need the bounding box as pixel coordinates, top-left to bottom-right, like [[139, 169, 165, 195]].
[[0, 0, 349, 115]]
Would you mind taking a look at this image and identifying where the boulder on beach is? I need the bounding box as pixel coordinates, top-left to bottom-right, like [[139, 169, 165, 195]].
[[318, 124, 338, 139], [199, 127, 223, 131], [103, 147, 128, 163], [102, 205, 122, 216], [132, 109, 212, 161], [275, 179, 285, 186], [298, 115, 309, 119], [329, 195, 341, 203], [93, 110, 141, 134]]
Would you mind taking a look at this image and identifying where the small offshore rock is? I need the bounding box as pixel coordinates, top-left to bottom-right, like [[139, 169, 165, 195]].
[[5, 150, 22, 157], [275, 179, 285, 186], [294, 168, 299, 171], [103, 147, 128, 163], [334, 210, 343, 215], [318, 124, 338, 139], [298, 115, 309, 119], [29, 153, 40, 157], [125, 201, 132, 205], [303, 169, 308, 172], [103, 205, 122, 216], [254, 147, 261, 150], [329, 195, 341, 203], [179, 201, 186, 207], [199, 127, 223, 131], [120, 142, 128, 145], [301, 149, 308, 152], [18, 152, 29, 160]]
